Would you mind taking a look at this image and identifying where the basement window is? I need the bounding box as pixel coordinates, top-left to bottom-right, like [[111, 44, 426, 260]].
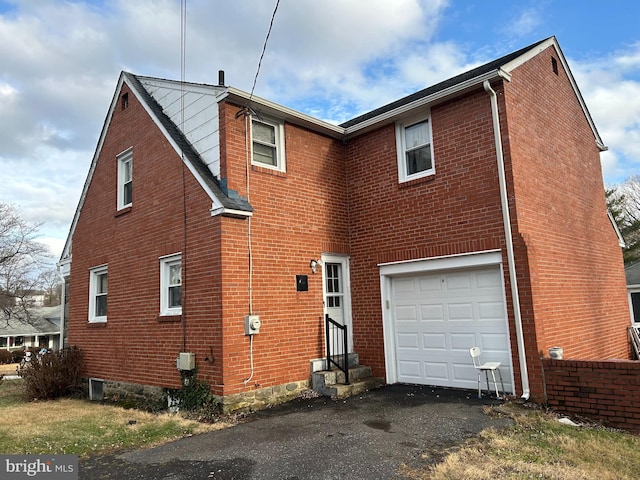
[[89, 378, 104, 401]]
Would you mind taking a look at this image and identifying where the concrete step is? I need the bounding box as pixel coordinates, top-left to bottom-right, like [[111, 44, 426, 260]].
[[323, 376, 385, 399], [311, 365, 373, 391], [309, 353, 360, 373]]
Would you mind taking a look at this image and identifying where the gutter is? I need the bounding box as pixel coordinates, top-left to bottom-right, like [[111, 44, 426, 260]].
[[483, 80, 530, 400], [345, 69, 512, 136]]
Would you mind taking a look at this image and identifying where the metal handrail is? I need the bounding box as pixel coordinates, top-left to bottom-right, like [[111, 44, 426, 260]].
[[629, 326, 640, 359], [325, 314, 349, 385]]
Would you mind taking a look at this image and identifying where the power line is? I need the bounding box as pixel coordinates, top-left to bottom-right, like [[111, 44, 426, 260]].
[[248, 0, 281, 103]]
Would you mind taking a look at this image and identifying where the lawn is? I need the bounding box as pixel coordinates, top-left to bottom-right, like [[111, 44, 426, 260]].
[[2, 376, 640, 478], [0, 379, 229, 458], [402, 402, 640, 480]]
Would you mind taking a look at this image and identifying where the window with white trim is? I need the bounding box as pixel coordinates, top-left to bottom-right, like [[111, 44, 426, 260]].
[[396, 114, 435, 182], [117, 148, 133, 209], [251, 117, 286, 171], [89, 265, 108, 323], [160, 254, 182, 316]]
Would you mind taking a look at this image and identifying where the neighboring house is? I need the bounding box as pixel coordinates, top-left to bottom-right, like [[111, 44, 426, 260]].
[[0, 306, 62, 351], [626, 261, 640, 324], [58, 36, 631, 410]]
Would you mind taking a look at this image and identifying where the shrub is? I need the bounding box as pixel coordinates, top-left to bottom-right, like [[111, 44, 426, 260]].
[[167, 369, 219, 419], [0, 350, 12, 364], [18, 346, 84, 401], [11, 349, 24, 364]]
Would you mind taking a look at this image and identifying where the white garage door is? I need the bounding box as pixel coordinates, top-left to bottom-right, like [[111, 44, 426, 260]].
[[391, 266, 513, 393]]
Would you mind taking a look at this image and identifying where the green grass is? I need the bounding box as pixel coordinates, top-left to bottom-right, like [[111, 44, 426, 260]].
[[0, 380, 229, 458]]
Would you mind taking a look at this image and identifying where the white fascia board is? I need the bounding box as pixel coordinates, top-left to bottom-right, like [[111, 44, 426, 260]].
[[344, 69, 511, 137], [607, 210, 626, 247], [123, 76, 226, 213], [210, 205, 253, 218], [378, 249, 503, 276], [503, 36, 607, 152], [59, 74, 128, 263], [220, 88, 345, 139]]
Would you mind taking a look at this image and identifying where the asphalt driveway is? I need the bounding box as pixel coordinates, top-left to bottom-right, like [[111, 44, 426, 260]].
[[80, 384, 513, 480]]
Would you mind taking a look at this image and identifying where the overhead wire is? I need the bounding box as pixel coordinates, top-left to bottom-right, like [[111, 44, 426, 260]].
[[180, 0, 188, 351], [241, 0, 281, 386]]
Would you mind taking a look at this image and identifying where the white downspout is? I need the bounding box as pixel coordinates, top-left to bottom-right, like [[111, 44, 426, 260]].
[[55, 267, 66, 350], [483, 80, 530, 400]]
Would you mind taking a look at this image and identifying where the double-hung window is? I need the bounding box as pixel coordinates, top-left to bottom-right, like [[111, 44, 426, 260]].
[[117, 148, 133, 209], [160, 254, 182, 316], [396, 114, 435, 182], [89, 265, 108, 323], [251, 117, 286, 171]]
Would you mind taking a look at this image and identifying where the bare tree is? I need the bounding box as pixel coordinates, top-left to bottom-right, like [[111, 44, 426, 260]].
[[607, 176, 640, 265], [39, 268, 63, 307], [0, 203, 52, 325]]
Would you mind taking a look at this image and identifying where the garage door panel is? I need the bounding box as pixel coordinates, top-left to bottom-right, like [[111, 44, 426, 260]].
[[445, 273, 472, 291], [476, 269, 502, 288], [422, 333, 447, 350], [395, 305, 418, 323], [477, 301, 506, 320], [419, 304, 444, 321], [449, 333, 476, 350], [452, 363, 478, 384], [396, 333, 420, 349], [398, 360, 422, 379], [418, 276, 443, 293], [447, 303, 474, 321], [479, 333, 510, 352], [392, 266, 513, 393], [424, 362, 448, 381]]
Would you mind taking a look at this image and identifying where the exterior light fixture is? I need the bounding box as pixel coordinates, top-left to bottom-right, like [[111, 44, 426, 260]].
[[310, 259, 319, 274]]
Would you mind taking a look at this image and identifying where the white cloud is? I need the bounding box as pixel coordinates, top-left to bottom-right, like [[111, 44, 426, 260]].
[[5, 0, 637, 256], [503, 7, 543, 38], [571, 44, 640, 184]]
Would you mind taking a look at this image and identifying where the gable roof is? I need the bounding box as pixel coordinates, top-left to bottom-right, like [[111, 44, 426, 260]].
[[59, 72, 254, 263], [59, 36, 606, 265], [340, 36, 606, 151], [340, 38, 548, 129]]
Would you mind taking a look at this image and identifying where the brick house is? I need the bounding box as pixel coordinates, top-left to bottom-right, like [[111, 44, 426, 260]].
[[58, 36, 631, 410]]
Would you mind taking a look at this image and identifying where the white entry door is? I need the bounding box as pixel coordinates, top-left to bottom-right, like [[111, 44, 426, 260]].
[[322, 254, 353, 353]]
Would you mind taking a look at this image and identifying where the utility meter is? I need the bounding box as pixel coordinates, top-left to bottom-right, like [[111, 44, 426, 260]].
[[244, 315, 261, 335]]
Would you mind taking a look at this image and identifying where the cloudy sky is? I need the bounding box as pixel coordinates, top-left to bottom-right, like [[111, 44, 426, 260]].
[[1, 0, 639, 260]]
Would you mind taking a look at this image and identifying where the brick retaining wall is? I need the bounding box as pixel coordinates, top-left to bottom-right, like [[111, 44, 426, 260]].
[[542, 358, 640, 434]]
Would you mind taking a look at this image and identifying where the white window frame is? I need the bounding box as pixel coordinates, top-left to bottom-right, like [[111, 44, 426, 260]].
[[395, 113, 435, 183], [160, 253, 182, 316], [117, 148, 133, 210], [89, 264, 108, 323], [251, 117, 286, 172]]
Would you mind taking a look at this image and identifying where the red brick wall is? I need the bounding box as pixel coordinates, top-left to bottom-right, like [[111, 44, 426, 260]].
[[68, 82, 225, 391], [503, 45, 631, 398], [216, 102, 349, 394], [345, 89, 511, 378], [543, 358, 640, 434]]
